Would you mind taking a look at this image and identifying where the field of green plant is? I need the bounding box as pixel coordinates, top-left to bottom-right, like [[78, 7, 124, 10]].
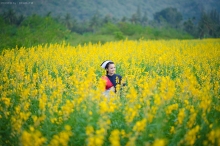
[[0, 39, 220, 146]]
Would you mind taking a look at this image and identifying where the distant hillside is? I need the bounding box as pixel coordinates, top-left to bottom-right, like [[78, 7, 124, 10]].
[[0, 0, 220, 21]]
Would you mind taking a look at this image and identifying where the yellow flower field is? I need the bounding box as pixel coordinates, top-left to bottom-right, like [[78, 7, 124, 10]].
[[0, 39, 220, 146]]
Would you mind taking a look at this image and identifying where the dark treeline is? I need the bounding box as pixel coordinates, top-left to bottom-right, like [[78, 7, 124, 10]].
[[56, 7, 220, 38], [0, 7, 220, 50]]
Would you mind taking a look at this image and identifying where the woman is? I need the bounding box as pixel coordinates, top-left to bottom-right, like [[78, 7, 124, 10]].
[[100, 60, 122, 95]]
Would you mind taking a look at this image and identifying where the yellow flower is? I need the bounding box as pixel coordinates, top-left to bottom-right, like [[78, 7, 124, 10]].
[[39, 93, 47, 111], [89, 111, 93, 115], [166, 103, 178, 115], [120, 130, 126, 138], [177, 108, 185, 125], [170, 126, 175, 134], [183, 125, 200, 146], [1, 97, 11, 107], [109, 129, 120, 146], [94, 135, 104, 146], [65, 125, 71, 131], [86, 126, 94, 135], [152, 139, 165, 146], [49, 126, 72, 146], [133, 118, 147, 133], [99, 101, 108, 114], [21, 130, 46, 146]]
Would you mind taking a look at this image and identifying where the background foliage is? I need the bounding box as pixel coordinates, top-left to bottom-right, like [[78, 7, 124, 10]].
[[1, 6, 220, 51]]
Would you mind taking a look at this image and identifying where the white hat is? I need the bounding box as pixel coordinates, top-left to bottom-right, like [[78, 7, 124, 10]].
[[100, 60, 112, 69]]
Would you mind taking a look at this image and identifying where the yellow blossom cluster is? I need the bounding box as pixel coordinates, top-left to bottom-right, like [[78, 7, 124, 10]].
[[177, 108, 185, 125], [49, 125, 72, 146], [21, 127, 46, 146], [109, 129, 121, 146], [86, 116, 111, 146], [166, 103, 178, 115], [179, 125, 200, 146], [187, 106, 197, 128], [205, 128, 220, 145], [132, 118, 147, 133], [152, 139, 166, 146]]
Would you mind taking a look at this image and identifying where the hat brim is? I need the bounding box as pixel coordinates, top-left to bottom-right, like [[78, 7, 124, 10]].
[[101, 60, 111, 69]]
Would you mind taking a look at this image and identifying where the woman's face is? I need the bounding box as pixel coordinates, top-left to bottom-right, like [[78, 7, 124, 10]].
[[106, 64, 116, 75]]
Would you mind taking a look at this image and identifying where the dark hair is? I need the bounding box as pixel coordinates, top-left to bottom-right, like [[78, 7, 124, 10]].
[[105, 61, 114, 75]]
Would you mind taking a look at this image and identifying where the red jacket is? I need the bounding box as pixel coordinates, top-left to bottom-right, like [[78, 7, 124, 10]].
[[102, 76, 113, 90]]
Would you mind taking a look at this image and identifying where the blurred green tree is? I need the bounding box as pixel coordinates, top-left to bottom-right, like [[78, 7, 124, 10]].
[[154, 7, 182, 27]]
